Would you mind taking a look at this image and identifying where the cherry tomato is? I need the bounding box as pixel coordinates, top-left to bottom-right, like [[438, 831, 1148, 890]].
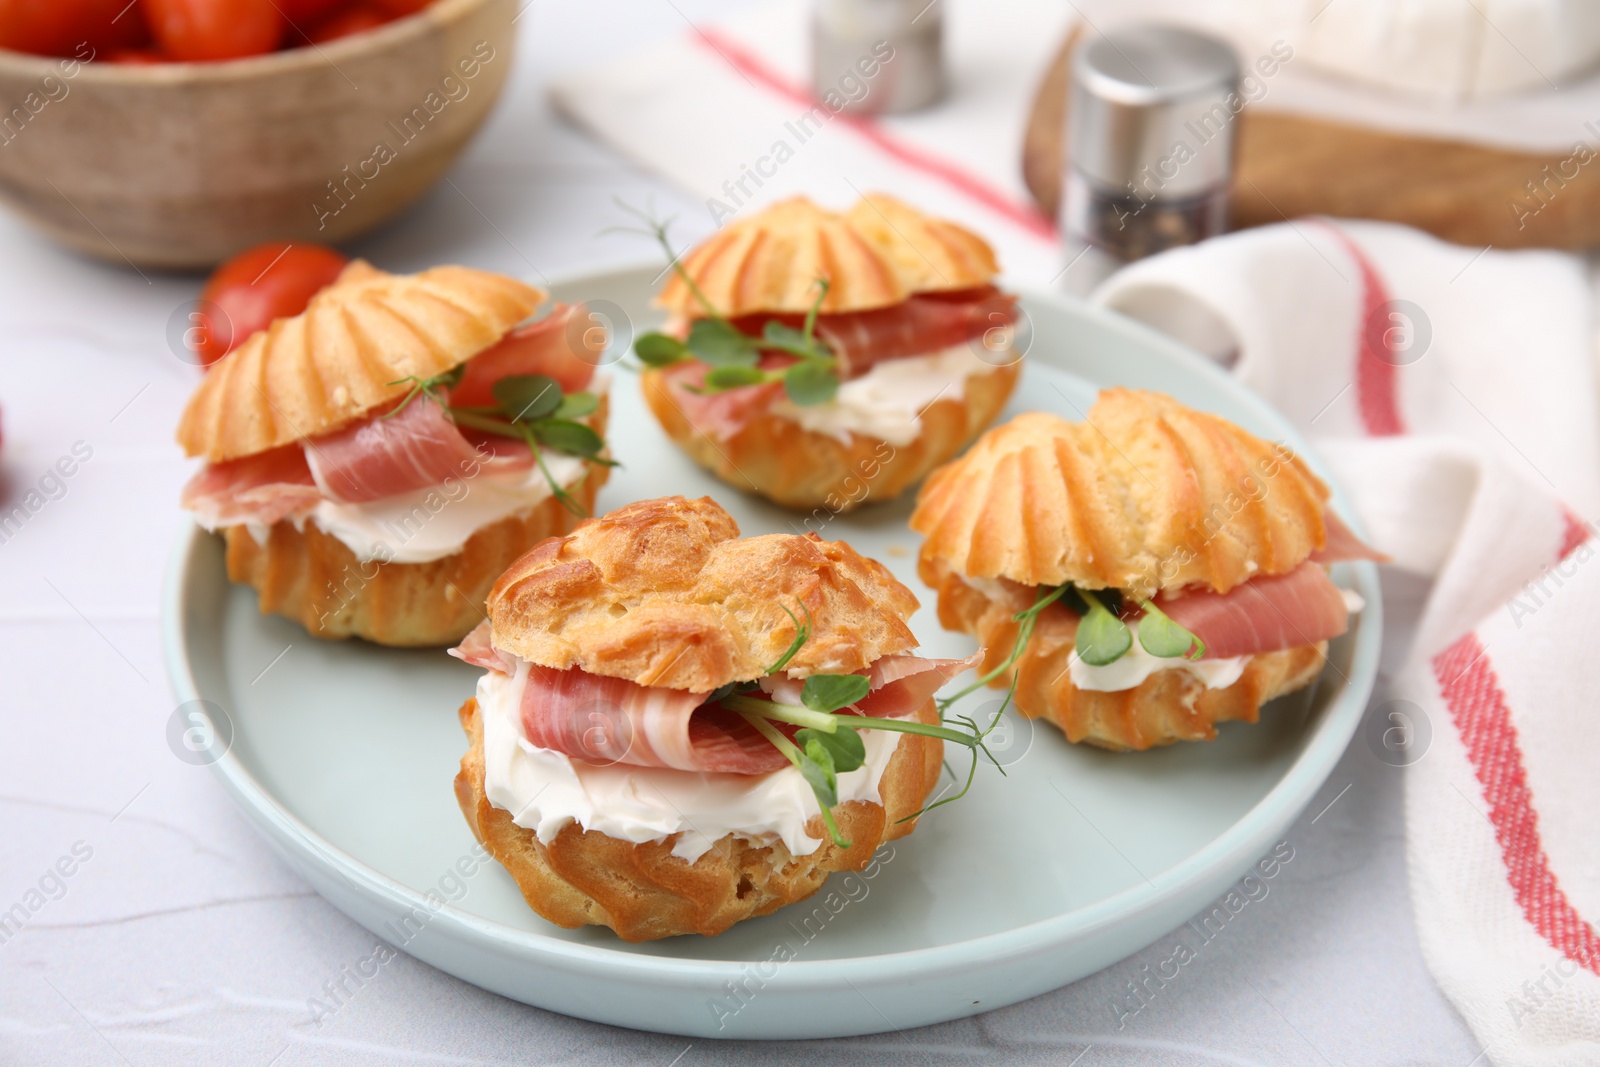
[[306, 5, 388, 43], [104, 47, 164, 63], [143, 0, 282, 61], [277, 0, 348, 25], [369, 0, 431, 16], [0, 0, 149, 59], [193, 242, 349, 367]]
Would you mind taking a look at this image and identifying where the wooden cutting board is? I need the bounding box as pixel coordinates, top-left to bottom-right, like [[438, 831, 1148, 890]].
[[1022, 29, 1600, 250]]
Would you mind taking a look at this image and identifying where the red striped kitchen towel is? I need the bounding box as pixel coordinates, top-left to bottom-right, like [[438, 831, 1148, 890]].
[[1096, 221, 1600, 1067]]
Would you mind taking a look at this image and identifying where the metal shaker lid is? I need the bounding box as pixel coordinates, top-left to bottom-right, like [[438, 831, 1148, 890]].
[[813, 0, 944, 115], [1069, 25, 1241, 199]]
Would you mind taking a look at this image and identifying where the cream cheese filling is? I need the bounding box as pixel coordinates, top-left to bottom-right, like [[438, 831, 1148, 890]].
[[306, 453, 589, 564], [770, 343, 1007, 446], [478, 661, 907, 863], [1067, 619, 1250, 693]]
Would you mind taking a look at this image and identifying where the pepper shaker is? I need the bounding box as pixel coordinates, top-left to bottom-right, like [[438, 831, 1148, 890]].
[[812, 0, 945, 115], [1059, 25, 1241, 294]]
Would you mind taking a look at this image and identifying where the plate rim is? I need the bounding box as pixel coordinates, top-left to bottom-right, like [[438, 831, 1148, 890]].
[[162, 264, 1382, 993]]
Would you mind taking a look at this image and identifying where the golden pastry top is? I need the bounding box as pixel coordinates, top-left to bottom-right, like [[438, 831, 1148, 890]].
[[845, 193, 999, 296], [910, 389, 1332, 598], [487, 495, 921, 691], [655, 194, 999, 318], [176, 261, 545, 462]]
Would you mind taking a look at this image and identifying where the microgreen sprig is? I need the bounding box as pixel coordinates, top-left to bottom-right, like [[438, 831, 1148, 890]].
[[610, 202, 842, 407], [915, 584, 1076, 819], [1070, 589, 1205, 664], [385, 364, 465, 419], [936, 583, 1071, 711], [931, 578, 1206, 691], [723, 601, 998, 848], [1074, 590, 1133, 666], [915, 580, 1206, 810], [1135, 598, 1207, 660], [383, 368, 614, 518]]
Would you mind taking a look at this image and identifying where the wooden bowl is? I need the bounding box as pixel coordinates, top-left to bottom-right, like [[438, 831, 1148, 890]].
[[0, 0, 515, 269]]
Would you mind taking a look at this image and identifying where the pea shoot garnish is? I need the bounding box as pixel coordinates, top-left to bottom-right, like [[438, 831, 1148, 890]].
[[1074, 590, 1133, 666], [1134, 599, 1207, 660], [1065, 587, 1206, 664], [384, 366, 614, 518], [722, 577, 1208, 848], [723, 580, 1207, 847], [721, 604, 1004, 848], [384, 363, 463, 419], [942, 578, 1206, 688], [611, 202, 843, 407]]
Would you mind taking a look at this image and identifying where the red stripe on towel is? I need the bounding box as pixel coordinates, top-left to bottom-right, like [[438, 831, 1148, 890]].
[[692, 28, 1057, 242], [1318, 223, 1405, 437], [1433, 633, 1600, 976]]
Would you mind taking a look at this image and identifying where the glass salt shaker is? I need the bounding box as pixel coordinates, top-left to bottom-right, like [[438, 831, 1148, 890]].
[[1060, 25, 1241, 295], [812, 0, 945, 115]]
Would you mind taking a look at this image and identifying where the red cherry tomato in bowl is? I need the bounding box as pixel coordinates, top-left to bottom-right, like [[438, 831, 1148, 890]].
[[0, 0, 150, 58], [143, 0, 283, 61], [104, 47, 164, 63], [193, 242, 349, 367], [370, 0, 432, 14], [306, 5, 390, 44], [277, 0, 349, 24]]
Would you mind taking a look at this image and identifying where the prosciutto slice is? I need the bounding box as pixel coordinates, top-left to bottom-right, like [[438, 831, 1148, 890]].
[[304, 394, 505, 504], [1155, 562, 1351, 661], [508, 663, 791, 774], [687, 705, 794, 775], [302, 302, 601, 502], [515, 665, 719, 770], [183, 313, 580, 524], [450, 619, 514, 674], [855, 652, 983, 715], [657, 358, 786, 442], [761, 652, 983, 718], [666, 288, 1016, 440], [180, 444, 321, 528], [450, 303, 598, 406], [452, 635, 983, 775], [725, 286, 1017, 380], [816, 287, 1018, 378], [1310, 510, 1388, 564]]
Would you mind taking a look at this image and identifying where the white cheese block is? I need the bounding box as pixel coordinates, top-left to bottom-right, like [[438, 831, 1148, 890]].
[[1232, 0, 1600, 100]]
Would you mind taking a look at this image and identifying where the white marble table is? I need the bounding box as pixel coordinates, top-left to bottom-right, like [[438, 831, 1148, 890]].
[[0, 2, 1480, 1062]]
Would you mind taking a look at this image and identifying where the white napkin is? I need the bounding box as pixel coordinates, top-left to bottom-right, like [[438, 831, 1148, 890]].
[[549, 0, 1068, 283], [1095, 221, 1600, 1067]]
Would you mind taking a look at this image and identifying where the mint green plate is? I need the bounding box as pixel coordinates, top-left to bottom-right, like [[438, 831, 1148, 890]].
[[163, 265, 1380, 1039]]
